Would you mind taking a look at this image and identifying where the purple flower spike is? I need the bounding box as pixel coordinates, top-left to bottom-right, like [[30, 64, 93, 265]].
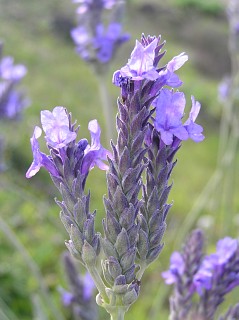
[[162, 252, 185, 284], [41, 107, 77, 148], [119, 38, 159, 81], [26, 127, 58, 178], [184, 96, 204, 142], [82, 119, 112, 174], [154, 88, 188, 145]]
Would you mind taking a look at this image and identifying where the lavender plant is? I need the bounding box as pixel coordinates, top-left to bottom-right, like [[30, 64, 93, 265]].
[[163, 229, 239, 320], [26, 33, 204, 320], [71, 0, 130, 142]]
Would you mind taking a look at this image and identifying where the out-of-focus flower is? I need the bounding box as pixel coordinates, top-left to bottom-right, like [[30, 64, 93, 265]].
[[0, 44, 28, 119], [93, 23, 129, 63], [71, 0, 129, 69], [162, 252, 185, 284]]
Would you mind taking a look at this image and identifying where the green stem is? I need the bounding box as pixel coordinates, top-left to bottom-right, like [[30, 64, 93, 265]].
[[110, 308, 126, 320], [87, 265, 109, 303], [136, 262, 147, 280], [97, 75, 116, 144]]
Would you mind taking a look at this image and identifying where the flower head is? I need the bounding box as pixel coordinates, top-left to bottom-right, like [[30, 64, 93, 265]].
[[71, 0, 129, 67], [94, 23, 130, 63], [0, 48, 29, 119], [119, 38, 159, 81], [41, 107, 77, 148], [26, 108, 111, 179], [162, 252, 185, 284], [0, 56, 27, 81], [154, 88, 188, 145]]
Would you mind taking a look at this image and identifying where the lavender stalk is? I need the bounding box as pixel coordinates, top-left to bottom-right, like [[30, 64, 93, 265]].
[[26, 33, 204, 320], [26, 108, 111, 302]]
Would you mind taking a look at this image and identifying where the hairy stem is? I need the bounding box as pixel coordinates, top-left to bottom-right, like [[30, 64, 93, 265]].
[[87, 265, 109, 303], [110, 308, 126, 320]]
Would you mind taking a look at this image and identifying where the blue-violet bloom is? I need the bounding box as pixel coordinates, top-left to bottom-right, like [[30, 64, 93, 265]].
[[41, 106, 77, 148], [154, 88, 188, 145], [119, 38, 159, 81], [161, 252, 185, 284], [184, 96, 204, 142], [82, 119, 112, 174], [26, 126, 58, 178], [0, 56, 27, 82]]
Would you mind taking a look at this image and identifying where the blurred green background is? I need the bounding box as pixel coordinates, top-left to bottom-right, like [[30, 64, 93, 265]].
[[0, 0, 239, 319]]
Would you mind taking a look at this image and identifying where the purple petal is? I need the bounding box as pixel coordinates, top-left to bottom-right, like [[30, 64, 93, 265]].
[[167, 53, 188, 72], [41, 107, 76, 148], [154, 89, 187, 145], [0, 56, 27, 81], [162, 252, 185, 285], [26, 127, 43, 178], [71, 26, 89, 46], [216, 237, 238, 265], [26, 126, 59, 178], [82, 120, 112, 174], [184, 96, 204, 142], [120, 38, 159, 80]]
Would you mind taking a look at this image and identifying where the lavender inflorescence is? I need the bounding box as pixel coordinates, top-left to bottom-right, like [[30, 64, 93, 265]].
[[27, 33, 204, 319], [163, 230, 239, 320], [71, 0, 129, 72]]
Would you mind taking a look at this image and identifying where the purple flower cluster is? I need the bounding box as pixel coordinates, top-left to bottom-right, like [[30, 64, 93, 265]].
[[26, 106, 111, 277], [26, 106, 111, 180], [0, 42, 28, 119], [27, 33, 204, 318], [113, 35, 204, 146], [163, 230, 239, 320], [71, 0, 129, 66]]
